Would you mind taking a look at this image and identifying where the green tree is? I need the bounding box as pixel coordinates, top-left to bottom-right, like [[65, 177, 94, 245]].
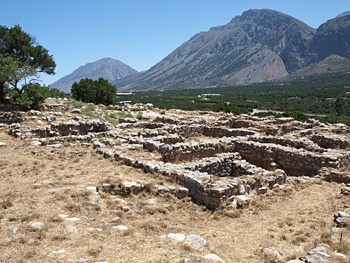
[[334, 96, 345, 117], [71, 78, 117, 105], [211, 102, 241, 115], [0, 24, 56, 101]]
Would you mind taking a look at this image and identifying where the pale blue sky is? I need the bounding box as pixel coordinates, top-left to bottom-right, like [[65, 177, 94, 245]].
[[1, 0, 349, 85]]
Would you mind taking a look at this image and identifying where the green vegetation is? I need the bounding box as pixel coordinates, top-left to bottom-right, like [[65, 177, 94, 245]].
[[212, 102, 241, 114], [0, 24, 60, 108], [116, 72, 350, 125], [5, 83, 65, 109], [71, 78, 117, 105]]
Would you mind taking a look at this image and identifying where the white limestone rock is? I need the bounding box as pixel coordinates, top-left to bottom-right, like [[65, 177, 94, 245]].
[[113, 225, 128, 231], [30, 222, 45, 230], [167, 233, 186, 242]]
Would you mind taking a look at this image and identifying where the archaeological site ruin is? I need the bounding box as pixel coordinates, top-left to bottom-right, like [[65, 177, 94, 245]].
[[2, 99, 350, 210]]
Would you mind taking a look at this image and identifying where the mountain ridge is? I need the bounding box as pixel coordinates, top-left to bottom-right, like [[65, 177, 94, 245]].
[[53, 9, 350, 92], [115, 9, 350, 91]]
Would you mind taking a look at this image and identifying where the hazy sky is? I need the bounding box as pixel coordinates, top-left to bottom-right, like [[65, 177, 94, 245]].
[[1, 0, 349, 85]]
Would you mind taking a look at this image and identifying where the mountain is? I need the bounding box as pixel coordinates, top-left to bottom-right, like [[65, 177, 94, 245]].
[[51, 58, 138, 93], [115, 9, 350, 91], [337, 11, 350, 18], [310, 14, 350, 61]]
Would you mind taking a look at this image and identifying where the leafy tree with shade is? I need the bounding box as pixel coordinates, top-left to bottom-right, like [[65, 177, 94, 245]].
[[0, 24, 56, 106], [71, 78, 117, 105]]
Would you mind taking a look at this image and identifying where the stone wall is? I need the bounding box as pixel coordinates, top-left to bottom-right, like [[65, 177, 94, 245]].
[[234, 140, 350, 176]]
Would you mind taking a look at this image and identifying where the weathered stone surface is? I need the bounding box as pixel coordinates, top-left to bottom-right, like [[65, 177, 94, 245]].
[[185, 234, 207, 250], [334, 209, 349, 227], [101, 181, 144, 196], [235, 195, 250, 208], [263, 247, 282, 262], [341, 185, 350, 195]]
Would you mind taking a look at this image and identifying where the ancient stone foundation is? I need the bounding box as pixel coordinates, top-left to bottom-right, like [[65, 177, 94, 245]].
[[2, 99, 350, 209]]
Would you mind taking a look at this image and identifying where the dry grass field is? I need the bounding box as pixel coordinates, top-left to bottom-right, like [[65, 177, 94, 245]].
[[0, 122, 349, 263]]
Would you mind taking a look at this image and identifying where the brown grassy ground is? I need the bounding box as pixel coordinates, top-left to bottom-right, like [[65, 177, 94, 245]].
[[0, 130, 349, 263]]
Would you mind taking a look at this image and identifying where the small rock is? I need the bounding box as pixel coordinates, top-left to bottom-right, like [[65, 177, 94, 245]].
[[71, 108, 82, 114], [258, 187, 268, 194], [0, 142, 7, 147], [167, 233, 186, 242], [157, 186, 172, 194], [87, 186, 98, 192], [58, 214, 69, 219], [9, 225, 18, 234], [113, 225, 128, 231], [335, 252, 346, 259], [30, 222, 45, 230], [235, 195, 250, 208], [31, 140, 42, 146], [185, 234, 207, 250], [203, 253, 225, 262], [175, 187, 189, 199], [263, 247, 282, 261]]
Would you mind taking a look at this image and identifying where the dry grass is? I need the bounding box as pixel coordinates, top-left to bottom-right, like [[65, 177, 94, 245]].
[[0, 130, 349, 262]]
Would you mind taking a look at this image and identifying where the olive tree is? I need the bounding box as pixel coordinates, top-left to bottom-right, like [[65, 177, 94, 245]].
[[0, 24, 56, 102]]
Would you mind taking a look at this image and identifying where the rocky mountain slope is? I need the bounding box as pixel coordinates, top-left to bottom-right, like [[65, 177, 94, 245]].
[[115, 9, 350, 91], [51, 58, 138, 93]]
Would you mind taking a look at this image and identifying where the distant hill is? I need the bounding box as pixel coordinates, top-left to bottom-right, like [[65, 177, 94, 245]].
[[115, 9, 350, 91], [51, 58, 138, 93], [291, 54, 350, 78]]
